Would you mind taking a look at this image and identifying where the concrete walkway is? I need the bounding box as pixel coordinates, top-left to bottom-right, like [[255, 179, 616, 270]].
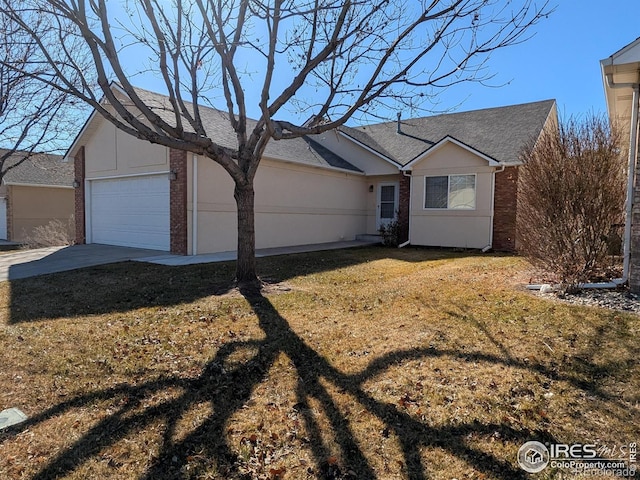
[[0, 244, 166, 281], [137, 240, 377, 266], [0, 240, 379, 281]]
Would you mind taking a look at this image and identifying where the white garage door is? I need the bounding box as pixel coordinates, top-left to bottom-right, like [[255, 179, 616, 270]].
[[90, 174, 170, 251]]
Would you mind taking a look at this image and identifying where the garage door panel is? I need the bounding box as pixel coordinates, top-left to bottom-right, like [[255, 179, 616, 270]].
[[90, 175, 170, 251]]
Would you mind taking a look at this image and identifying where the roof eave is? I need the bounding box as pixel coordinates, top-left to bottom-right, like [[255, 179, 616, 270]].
[[3, 181, 74, 189]]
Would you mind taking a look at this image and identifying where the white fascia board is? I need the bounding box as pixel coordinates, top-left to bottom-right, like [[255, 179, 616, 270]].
[[602, 37, 640, 67], [600, 41, 640, 118], [64, 83, 124, 162], [4, 182, 74, 189], [63, 108, 101, 162], [401, 136, 500, 171], [337, 130, 401, 168]]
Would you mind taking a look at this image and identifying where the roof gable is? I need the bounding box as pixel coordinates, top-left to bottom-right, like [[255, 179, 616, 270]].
[[402, 136, 500, 170], [67, 85, 362, 174], [67, 86, 555, 175], [346, 99, 557, 166]]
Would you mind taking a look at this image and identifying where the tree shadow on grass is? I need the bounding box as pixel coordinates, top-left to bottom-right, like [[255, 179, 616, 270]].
[[7, 245, 485, 324], [1, 289, 578, 479]]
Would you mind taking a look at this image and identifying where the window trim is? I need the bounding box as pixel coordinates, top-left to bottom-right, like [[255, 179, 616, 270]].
[[423, 173, 477, 210]]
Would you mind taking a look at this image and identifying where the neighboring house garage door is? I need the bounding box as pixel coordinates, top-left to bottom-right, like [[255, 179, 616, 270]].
[[89, 174, 170, 251]]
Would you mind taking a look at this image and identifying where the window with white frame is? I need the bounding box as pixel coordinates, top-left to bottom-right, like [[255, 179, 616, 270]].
[[424, 174, 476, 210]]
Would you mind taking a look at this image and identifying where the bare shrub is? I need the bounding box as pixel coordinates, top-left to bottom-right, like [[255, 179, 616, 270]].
[[378, 216, 400, 247], [23, 215, 75, 248], [517, 115, 626, 290]]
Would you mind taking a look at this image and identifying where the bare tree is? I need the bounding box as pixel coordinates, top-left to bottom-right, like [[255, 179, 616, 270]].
[[517, 115, 626, 290], [1, 0, 551, 287], [0, 4, 82, 181]]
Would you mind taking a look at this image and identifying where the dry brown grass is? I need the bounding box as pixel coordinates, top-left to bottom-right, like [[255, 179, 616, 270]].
[[0, 247, 638, 479]]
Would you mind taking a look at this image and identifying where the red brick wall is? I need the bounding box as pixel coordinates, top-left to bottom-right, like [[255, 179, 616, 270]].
[[398, 173, 410, 244], [74, 146, 86, 245], [629, 169, 640, 292], [170, 149, 188, 255], [6, 185, 13, 241], [492, 166, 518, 252]]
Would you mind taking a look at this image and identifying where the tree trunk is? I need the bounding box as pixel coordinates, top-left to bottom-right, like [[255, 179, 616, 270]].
[[234, 182, 259, 286]]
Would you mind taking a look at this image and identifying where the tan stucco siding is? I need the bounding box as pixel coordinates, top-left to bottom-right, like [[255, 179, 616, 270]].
[[84, 118, 169, 178], [409, 142, 495, 249], [10, 185, 74, 242], [191, 156, 236, 254], [194, 157, 368, 254], [312, 132, 399, 175]]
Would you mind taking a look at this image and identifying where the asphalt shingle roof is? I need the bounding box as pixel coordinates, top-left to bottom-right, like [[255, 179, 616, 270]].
[[1, 151, 73, 186], [130, 86, 363, 173], [341, 99, 557, 166], [89, 86, 554, 173]]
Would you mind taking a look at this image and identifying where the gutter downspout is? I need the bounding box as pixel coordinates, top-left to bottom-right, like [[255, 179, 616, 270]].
[[605, 72, 640, 285], [192, 154, 198, 256], [399, 170, 412, 248]]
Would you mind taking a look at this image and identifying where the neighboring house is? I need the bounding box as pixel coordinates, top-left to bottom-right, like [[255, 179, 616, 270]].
[[601, 37, 640, 291], [67, 85, 556, 255], [0, 151, 74, 242]]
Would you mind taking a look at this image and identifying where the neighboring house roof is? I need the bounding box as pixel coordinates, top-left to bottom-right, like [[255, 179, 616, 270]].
[[102, 86, 363, 173], [342, 99, 557, 166], [1, 150, 73, 187]]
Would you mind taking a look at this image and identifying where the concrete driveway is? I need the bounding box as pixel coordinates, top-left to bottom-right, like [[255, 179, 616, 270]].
[[0, 239, 379, 281], [0, 244, 172, 281]]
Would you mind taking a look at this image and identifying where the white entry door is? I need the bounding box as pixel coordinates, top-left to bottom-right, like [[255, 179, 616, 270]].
[[377, 182, 399, 229], [89, 174, 170, 251]]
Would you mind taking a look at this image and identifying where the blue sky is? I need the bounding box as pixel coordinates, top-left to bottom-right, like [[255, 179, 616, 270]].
[[123, 1, 639, 124], [441, 0, 640, 119]]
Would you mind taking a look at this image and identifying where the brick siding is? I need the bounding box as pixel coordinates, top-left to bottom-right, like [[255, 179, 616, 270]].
[[492, 166, 518, 252], [397, 173, 410, 244], [5, 185, 12, 241], [74, 146, 86, 245], [170, 149, 188, 255], [629, 172, 640, 292]]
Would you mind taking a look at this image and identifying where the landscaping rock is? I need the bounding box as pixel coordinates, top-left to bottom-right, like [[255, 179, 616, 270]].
[[0, 407, 27, 430], [540, 288, 640, 314]]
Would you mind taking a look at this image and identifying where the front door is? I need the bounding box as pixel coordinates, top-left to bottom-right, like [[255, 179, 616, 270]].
[[377, 182, 399, 230]]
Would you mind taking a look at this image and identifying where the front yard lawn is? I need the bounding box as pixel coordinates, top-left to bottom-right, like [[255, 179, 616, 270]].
[[0, 247, 638, 479]]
